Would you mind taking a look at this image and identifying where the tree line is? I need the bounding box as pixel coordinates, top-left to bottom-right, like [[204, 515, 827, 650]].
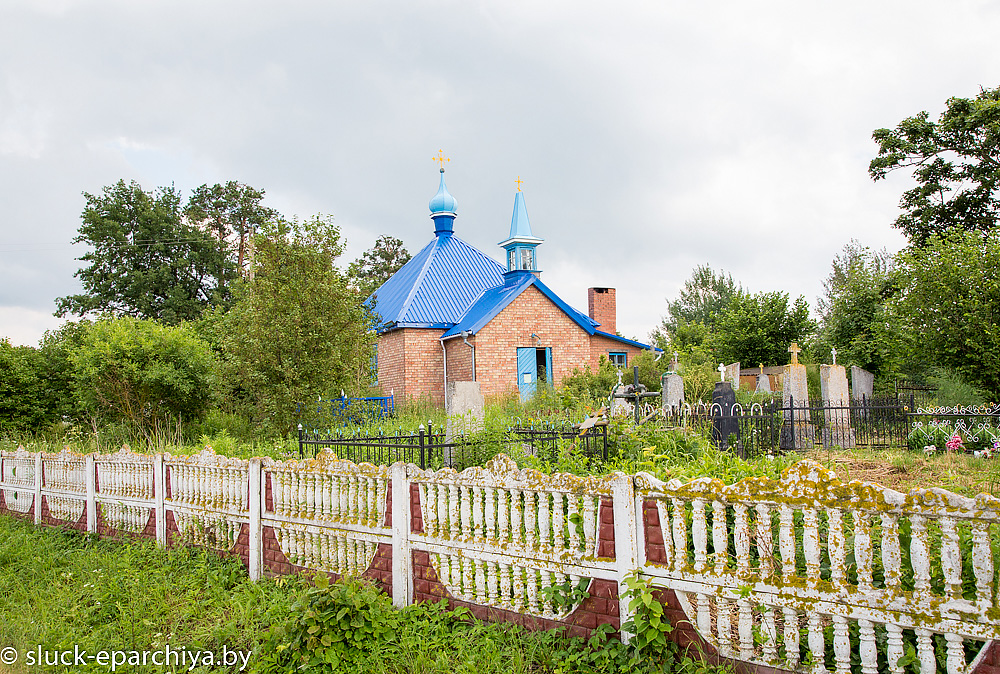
[[4, 83, 1000, 437], [653, 85, 1000, 403], [1, 180, 412, 438]]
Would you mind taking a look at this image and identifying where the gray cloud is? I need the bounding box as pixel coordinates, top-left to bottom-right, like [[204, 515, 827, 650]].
[[1, 0, 998, 344]]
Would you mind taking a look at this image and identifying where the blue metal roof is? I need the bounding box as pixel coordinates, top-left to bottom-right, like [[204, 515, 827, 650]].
[[368, 233, 505, 331], [593, 330, 662, 351]]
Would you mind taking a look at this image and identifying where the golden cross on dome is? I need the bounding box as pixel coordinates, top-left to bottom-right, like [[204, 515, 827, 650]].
[[433, 150, 449, 170], [514, 176, 524, 192]]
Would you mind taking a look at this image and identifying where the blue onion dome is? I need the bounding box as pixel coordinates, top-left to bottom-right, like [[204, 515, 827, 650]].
[[428, 169, 458, 214]]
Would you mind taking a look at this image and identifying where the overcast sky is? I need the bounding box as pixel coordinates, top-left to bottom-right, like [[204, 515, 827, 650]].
[[2, 0, 998, 346]]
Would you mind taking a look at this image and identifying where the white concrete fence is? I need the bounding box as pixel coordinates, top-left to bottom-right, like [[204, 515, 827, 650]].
[[3, 446, 1000, 674]]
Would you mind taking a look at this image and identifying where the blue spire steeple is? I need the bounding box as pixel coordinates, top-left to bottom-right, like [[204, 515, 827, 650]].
[[498, 177, 543, 276]]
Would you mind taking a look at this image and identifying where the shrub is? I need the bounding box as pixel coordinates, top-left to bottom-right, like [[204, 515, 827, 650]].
[[70, 316, 216, 430], [0, 339, 49, 433]]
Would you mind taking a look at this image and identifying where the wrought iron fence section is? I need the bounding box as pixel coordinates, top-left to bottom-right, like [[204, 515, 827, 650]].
[[661, 396, 912, 453], [297, 422, 608, 469]]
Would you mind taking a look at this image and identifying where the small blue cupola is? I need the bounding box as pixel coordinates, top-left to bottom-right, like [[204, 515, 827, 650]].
[[429, 168, 457, 237], [498, 179, 543, 276]]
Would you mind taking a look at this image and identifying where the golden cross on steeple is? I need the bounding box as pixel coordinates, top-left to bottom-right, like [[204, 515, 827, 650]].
[[433, 150, 449, 171], [514, 176, 524, 192]]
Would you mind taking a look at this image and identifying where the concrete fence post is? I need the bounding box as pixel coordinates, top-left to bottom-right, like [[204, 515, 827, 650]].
[[612, 472, 639, 643], [34, 452, 42, 525], [86, 454, 97, 534], [248, 459, 263, 581], [154, 454, 166, 545], [390, 461, 412, 608]]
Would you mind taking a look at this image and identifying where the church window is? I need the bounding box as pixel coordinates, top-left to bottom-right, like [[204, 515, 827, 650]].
[[609, 351, 627, 367], [520, 247, 534, 270]]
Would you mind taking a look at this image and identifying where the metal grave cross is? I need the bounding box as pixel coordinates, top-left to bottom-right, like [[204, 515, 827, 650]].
[[718, 362, 726, 382], [672, 351, 679, 371], [831, 346, 838, 365], [788, 342, 801, 365]]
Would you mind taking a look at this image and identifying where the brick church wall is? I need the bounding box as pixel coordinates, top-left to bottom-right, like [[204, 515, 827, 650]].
[[377, 328, 447, 406], [444, 337, 475, 383], [472, 286, 592, 398], [377, 287, 650, 404], [589, 333, 646, 371]]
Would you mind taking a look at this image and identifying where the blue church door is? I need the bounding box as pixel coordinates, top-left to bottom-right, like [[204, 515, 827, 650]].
[[517, 347, 553, 400]]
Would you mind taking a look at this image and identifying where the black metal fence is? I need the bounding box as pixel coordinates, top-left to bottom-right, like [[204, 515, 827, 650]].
[[297, 422, 608, 470], [663, 395, 914, 456]]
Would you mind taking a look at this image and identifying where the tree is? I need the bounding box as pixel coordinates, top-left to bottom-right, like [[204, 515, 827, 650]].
[[651, 265, 742, 348], [892, 229, 1000, 398], [0, 339, 49, 432], [185, 181, 278, 280], [816, 241, 901, 379], [347, 235, 412, 299], [870, 86, 1000, 245], [713, 291, 814, 366], [56, 180, 233, 323], [212, 215, 377, 433], [69, 317, 216, 429]]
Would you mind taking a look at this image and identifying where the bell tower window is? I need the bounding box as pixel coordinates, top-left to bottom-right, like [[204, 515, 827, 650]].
[[519, 247, 534, 271]]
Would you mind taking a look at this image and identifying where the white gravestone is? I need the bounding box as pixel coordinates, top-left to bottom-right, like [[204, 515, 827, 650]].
[[755, 363, 772, 393], [724, 362, 740, 390], [781, 343, 814, 450], [446, 381, 485, 444], [661, 373, 684, 413], [820, 364, 855, 448], [851, 366, 875, 401]]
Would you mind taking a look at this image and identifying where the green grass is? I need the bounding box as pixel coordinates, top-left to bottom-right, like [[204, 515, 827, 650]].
[[0, 514, 295, 673], [0, 515, 733, 674]]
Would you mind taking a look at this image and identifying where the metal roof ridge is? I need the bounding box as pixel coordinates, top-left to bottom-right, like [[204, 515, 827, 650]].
[[443, 273, 533, 338], [397, 236, 443, 321], [592, 329, 659, 351]]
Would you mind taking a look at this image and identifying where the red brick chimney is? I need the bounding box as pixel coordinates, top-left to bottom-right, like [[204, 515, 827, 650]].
[[588, 287, 616, 334]]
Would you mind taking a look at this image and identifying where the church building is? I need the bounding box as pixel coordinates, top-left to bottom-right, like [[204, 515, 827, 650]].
[[369, 166, 655, 405]]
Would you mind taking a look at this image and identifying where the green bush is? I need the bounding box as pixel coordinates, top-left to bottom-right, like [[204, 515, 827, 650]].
[[0, 339, 49, 433], [70, 316, 216, 430]]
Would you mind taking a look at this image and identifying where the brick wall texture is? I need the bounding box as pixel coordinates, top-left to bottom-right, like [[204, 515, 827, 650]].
[[588, 287, 616, 335]]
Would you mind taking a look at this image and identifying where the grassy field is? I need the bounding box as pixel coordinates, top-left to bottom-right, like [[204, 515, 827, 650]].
[[803, 445, 1000, 497], [0, 514, 731, 674]]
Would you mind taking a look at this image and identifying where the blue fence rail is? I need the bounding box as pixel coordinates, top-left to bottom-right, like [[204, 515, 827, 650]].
[[295, 394, 395, 427]]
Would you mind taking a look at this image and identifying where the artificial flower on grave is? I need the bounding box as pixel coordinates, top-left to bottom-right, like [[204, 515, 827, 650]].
[[945, 433, 965, 453]]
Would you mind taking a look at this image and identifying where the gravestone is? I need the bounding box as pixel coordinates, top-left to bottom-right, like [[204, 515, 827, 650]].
[[661, 372, 684, 413], [820, 364, 855, 448], [851, 366, 874, 401], [781, 343, 814, 450], [446, 381, 485, 445], [711, 381, 738, 450], [724, 362, 741, 390], [755, 362, 771, 393]]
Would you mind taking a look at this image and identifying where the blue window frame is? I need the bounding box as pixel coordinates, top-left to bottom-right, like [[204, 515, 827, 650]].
[[609, 351, 627, 368]]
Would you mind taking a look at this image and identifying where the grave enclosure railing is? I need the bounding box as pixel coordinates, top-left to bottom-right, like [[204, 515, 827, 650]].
[[297, 422, 609, 468], [662, 396, 913, 454], [5, 447, 1000, 674]]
